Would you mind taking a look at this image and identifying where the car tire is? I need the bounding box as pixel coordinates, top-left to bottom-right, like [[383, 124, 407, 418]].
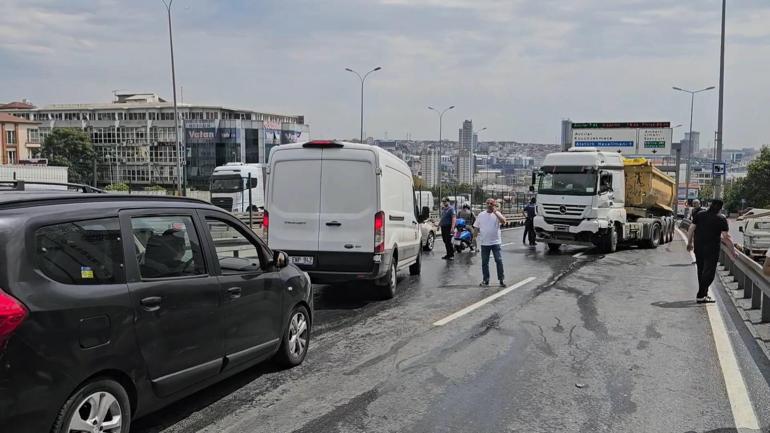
[[409, 252, 421, 276], [274, 304, 311, 367], [51, 378, 131, 433], [376, 261, 397, 300], [423, 232, 435, 252], [547, 243, 561, 253]]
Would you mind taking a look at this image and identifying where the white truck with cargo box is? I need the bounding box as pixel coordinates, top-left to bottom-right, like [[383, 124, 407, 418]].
[[209, 163, 266, 213], [265, 140, 428, 299], [534, 148, 676, 253]]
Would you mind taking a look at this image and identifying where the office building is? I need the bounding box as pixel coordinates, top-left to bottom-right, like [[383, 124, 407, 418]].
[[420, 149, 440, 187], [0, 93, 308, 188], [682, 131, 700, 156], [0, 113, 40, 164]]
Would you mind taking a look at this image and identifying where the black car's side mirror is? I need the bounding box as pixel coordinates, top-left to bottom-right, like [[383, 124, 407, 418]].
[[273, 250, 289, 268], [418, 206, 430, 223], [739, 226, 744, 233]]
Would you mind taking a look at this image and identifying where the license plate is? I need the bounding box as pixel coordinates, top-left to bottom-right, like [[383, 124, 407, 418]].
[[289, 256, 314, 266], [554, 225, 570, 232]]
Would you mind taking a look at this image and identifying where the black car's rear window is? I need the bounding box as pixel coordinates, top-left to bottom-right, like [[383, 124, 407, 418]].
[[35, 218, 125, 285]]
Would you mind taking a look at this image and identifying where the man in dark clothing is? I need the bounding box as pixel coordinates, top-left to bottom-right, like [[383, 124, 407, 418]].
[[522, 197, 537, 246], [687, 199, 735, 303], [439, 197, 457, 260]]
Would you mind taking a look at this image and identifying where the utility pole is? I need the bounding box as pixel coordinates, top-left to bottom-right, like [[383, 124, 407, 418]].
[[715, 0, 727, 199], [162, 0, 183, 196], [428, 105, 455, 202], [345, 66, 382, 143]]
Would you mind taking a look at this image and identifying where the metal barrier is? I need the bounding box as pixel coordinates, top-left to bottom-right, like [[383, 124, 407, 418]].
[[719, 243, 770, 321]]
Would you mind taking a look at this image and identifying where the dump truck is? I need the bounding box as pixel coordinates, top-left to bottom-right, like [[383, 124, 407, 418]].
[[533, 148, 676, 253]]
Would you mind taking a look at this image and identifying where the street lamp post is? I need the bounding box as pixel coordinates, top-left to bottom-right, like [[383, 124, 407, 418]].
[[473, 127, 487, 205], [345, 66, 382, 143], [715, 0, 727, 199], [162, 0, 183, 196], [671, 124, 683, 212], [428, 105, 455, 203], [672, 85, 715, 203]]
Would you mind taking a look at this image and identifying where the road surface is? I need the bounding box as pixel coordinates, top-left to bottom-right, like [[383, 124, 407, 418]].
[[132, 227, 770, 433]]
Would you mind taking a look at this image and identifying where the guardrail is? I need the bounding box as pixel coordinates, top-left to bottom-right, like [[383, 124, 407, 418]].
[[233, 212, 264, 230], [719, 243, 770, 321]]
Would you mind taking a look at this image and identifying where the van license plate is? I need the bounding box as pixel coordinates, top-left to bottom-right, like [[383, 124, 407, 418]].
[[554, 225, 569, 232], [289, 256, 314, 266]]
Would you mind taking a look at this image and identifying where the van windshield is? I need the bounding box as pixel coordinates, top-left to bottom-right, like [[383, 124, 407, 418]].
[[210, 175, 244, 193]]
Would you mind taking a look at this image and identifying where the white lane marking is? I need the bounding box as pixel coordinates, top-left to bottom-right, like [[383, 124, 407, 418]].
[[573, 252, 584, 258], [433, 277, 536, 327], [675, 228, 761, 430], [500, 242, 514, 247], [501, 227, 522, 232]]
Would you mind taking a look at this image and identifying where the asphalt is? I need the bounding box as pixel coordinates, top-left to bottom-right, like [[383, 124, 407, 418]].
[[131, 227, 770, 433]]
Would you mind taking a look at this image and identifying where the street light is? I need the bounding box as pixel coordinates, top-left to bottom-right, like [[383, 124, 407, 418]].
[[162, 0, 183, 196], [474, 127, 487, 205], [671, 123, 683, 212], [428, 105, 455, 202], [672, 85, 715, 203], [345, 66, 382, 143]]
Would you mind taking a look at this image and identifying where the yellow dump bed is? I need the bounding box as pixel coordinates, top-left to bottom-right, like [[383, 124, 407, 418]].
[[624, 158, 675, 212]]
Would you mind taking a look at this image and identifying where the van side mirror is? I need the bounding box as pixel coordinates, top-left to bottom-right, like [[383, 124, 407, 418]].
[[418, 206, 430, 223]]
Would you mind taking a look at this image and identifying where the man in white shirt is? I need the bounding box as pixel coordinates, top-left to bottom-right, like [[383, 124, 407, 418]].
[[474, 198, 507, 287]]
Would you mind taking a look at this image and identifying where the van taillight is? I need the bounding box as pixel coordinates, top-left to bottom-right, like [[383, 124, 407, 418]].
[[263, 211, 269, 240], [0, 289, 27, 346], [374, 211, 385, 253]]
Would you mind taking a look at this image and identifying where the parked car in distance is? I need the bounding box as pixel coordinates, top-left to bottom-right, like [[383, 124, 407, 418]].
[[420, 216, 437, 252], [0, 190, 312, 433], [266, 140, 429, 299], [739, 216, 770, 262]]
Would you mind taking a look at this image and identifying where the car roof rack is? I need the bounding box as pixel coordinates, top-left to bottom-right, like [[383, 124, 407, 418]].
[[0, 180, 105, 193]]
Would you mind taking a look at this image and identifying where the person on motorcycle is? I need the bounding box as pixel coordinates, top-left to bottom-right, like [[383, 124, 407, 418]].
[[457, 203, 477, 251]]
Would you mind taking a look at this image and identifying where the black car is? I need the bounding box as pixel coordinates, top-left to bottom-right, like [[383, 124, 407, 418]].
[[0, 191, 312, 433]]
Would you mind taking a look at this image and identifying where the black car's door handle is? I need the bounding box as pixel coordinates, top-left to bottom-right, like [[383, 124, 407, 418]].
[[140, 296, 162, 311], [326, 221, 342, 227], [227, 287, 242, 299]]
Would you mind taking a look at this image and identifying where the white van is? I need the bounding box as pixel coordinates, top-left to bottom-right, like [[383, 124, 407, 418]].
[[209, 163, 266, 212], [266, 140, 428, 298]]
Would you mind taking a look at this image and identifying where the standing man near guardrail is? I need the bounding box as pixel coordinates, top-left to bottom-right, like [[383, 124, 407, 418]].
[[687, 199, 735, 303], [764, 249, 770, 277], [475, 198, 507, 287]]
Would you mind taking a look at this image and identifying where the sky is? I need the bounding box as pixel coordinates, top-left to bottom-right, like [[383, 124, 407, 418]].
[[1, 0, 769, 149]]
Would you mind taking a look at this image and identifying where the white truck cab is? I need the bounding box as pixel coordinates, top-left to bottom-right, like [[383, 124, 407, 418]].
[[209, 163, 266, 213], [534, 148, 675, 253], [265, 140, 427, 299]]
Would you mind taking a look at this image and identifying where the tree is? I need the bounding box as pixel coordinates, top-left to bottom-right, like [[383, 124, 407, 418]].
[[724, 146, 770, 212], [40, 128, 96, 185], [104, 183, 129, 192]]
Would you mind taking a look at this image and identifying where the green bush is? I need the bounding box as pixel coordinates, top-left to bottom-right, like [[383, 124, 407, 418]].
[[104, 183, 129, 192]]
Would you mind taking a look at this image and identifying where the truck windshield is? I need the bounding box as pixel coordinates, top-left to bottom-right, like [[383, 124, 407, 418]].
[[210, 175, 244, 193], [538, 172, 597, 196]]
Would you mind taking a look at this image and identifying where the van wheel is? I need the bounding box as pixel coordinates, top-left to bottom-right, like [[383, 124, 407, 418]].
[[423, 232, 435, 251], [409, 252, 421, 276], [547, 243, 561, 253], [52, 378, 131, 433], [376, 262, 397, 300], [274, 305, 310, 367]]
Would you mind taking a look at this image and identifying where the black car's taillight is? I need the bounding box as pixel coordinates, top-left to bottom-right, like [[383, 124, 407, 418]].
[[0, 289, 27, 348]]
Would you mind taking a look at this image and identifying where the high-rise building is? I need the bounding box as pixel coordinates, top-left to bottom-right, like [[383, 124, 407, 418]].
[[682, 131, 700, 155], [561, 119, 572, 151], [0, 93, 308, 188], [458, 120, 473, 152], [457, 149, 474, 185], [420, 149, 440, 188]]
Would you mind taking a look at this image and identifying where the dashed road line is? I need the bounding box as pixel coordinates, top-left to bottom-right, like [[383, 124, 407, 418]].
[[433, 277, 536, 327], [675, 227, 760, 431]]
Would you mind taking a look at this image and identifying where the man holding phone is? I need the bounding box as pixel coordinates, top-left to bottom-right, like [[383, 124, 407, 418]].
[[474, 198, 507, 287]]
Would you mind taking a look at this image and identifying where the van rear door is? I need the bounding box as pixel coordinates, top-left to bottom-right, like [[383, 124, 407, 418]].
[[267, 156, 322, 255], [318, 149, 377, 257]]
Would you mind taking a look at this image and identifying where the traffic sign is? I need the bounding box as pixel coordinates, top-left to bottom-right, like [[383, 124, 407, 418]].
[[712, 162, 726, 176]]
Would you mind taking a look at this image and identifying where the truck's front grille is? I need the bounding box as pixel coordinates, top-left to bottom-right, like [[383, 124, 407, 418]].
[[543, 217, 583, 227], [212, 197, 233, 211], [542, 204, 586, 217]]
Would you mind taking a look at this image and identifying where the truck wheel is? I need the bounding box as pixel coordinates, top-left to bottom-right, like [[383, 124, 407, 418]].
[[547, 243, 561, 253], [642, 224, 661, 249], [600, 226, 617, 253], [409, 252, 421, 276]]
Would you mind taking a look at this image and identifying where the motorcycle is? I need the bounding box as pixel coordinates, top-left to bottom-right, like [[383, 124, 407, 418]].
[[452, 218, 474, 253]]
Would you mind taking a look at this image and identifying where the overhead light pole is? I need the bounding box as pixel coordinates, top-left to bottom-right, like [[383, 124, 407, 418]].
[[715, 0, 727, 199], [428, 105, 455, 203], [345, 66, 382, 143], [671, 124, 683, 212], [672, 85, 715, 203], [162, 0, 183, 196]]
